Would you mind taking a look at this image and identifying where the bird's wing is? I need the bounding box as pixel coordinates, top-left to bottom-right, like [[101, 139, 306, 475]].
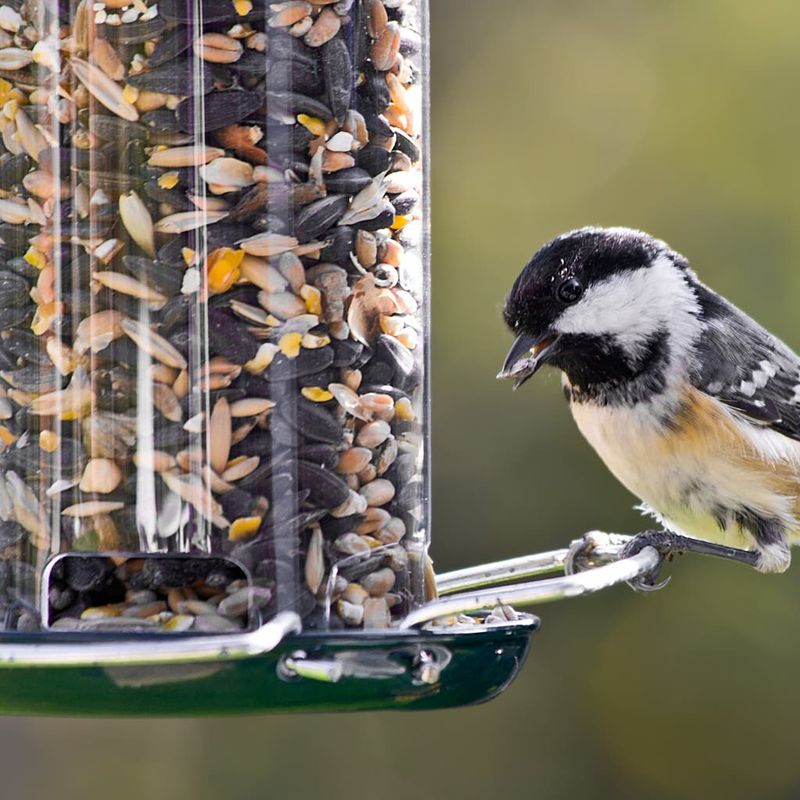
[[691, 288, 800, 442]]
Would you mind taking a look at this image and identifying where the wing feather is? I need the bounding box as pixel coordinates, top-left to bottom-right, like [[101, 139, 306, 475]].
[[691, 285, 800, 442]]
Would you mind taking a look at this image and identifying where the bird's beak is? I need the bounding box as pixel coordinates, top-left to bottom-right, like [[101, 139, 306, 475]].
[[497, 333, 560, 389]]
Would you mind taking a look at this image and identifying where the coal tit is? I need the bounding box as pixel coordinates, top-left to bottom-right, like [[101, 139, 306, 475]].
[[498, 226, 800, 580]]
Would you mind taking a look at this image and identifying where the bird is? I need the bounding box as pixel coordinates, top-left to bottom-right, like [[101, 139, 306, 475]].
[[497, 226, 800, 587]]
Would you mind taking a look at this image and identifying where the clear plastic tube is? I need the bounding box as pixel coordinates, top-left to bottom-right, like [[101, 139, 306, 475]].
[[0, 0, 428, 634]]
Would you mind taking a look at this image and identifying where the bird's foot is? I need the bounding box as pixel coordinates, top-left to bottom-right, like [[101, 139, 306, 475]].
[[619, 530, 761, 593], [619, 530, 683, 593]]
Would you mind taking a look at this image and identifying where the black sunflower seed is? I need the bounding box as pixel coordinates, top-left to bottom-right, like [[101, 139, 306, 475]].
[[294, 194, 349, 242], [267, 58, 322, 95], [147, 25, 193, 67], [276, 398, 342, 445], [231, 429, 272, 460], [264, 347, 335, 382], [1, 329, 48, 365], [98, 16, 166, 45], [295, 444, 339, 471], [63, 556, 111, 593], [142, 108, 185, 136], [324, 167, 373, 195], [320, 225, 354, 266], [176, 90, 262, 133], [3, 437, 84, 479], [289, 460, 350, 508], [357, 144, 392, 176], [322, 37, 353, 125], [88, 114, 149, 143], [331, 339, 364, 367], [0, 153, 33, 190], [394, 128, 421, 162], [207, 308, 259, 363], [121, 256, 184, 296], [390, 190, 418, 215], [160, 0, 264, 22], [361, 65, 391, 112], [0, 520, 26, 549], [0, 306, 32, 329], [297, 368, 336, 388], [320, 514, 364, 539], [0, 225, 36, 254], [142, 179, 194, 210], [220, 488, 260, 522], [361, 334, 420, 393], [128, 60, 215, 96], [266, 91, 332, 123]]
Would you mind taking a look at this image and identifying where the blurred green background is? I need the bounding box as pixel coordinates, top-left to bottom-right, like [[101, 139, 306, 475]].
[[4, 1, 800, 798]]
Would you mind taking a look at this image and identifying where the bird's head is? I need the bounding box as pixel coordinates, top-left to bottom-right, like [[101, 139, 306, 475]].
[[498, 227, 701, 392]]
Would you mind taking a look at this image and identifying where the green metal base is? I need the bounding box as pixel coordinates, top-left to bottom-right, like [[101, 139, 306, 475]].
[[0, 622, 538, 715]]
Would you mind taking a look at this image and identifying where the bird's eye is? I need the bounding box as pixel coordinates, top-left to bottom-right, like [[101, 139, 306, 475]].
[[557, 277, 583, 304]]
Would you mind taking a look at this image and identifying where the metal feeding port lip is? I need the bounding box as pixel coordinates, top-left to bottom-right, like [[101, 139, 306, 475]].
[[399, 532, 660, 630]]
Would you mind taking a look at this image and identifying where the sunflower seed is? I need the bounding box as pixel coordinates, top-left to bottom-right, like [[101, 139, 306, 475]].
[[176, 90, 262, 133], [321, 36, 351, 125]]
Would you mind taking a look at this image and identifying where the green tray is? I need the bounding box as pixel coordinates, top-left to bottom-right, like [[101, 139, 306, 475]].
[[0, 622, 537, 715]]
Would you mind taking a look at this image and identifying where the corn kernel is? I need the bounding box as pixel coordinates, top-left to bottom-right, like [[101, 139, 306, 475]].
[[389, 214, 411, 231], [379, 314, 403, 336], [121, 85, 139, 104], [245, 342, 280, 374], [181, 247, 197, 266], [395, 396, 415, 421], [265, 314, 282, 327], [391, 214, 411, 231], [300, 284, 322, 315], [396, 327, 418, 349], [40, 430, 59, 452], [31, 301, 60, 335], [23, 246, 46, 270], [229, 516, 262, 541], [301, 386, 333, 403], [297, 114, 326, 136], [301, 333, 330, 349], [0, 426, 16, 446], [158, 171, 180, 190], [233, 0, 252, 14], [279, 332, 303, 359], [0, 79, 11, 100], [207, 247, 245, 294]]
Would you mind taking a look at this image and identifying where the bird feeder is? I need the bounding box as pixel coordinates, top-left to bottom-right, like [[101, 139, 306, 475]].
[[0, 0, 670, 715]]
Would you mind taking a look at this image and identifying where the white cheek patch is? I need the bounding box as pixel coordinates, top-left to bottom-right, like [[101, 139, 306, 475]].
[[553, 254, 701, 359]]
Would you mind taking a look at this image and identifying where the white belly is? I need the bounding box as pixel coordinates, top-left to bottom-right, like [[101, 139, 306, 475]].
[[568, 395, 799, 549]]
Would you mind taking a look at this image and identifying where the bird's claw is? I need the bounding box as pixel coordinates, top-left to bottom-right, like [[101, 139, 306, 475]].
[[565, 530, 675, 592], [619, 530, 684, 593]]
